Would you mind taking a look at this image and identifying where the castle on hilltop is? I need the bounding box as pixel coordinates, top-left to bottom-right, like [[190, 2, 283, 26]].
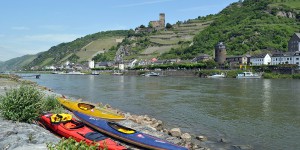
[[149, 13, 165, 29]]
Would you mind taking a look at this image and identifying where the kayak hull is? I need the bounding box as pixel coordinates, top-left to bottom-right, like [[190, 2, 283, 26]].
[[73, 111, 188, 150], [38, 113, 126, 150], [57, 97, 125, 121]]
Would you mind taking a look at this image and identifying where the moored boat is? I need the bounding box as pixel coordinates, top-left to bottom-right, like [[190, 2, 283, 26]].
[[73, 111, 188, 150], [236, 72, 261, 79], [207, 73, 225, 78], [57, 97, 125, 122], [145, 72, 160, 77], [37, 113, 126, 150]]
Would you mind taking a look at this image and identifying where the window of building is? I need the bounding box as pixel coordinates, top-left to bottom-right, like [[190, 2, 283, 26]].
[[296, 58, 299, 60]]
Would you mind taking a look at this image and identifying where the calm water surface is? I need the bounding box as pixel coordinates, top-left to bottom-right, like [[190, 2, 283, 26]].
[[29, 74, 300, 150]]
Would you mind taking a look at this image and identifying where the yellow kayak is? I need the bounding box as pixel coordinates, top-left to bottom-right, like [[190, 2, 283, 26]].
[[57, 97, 125, 122]]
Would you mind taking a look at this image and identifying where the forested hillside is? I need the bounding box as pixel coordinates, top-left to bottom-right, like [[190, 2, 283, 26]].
[[161, 0, 300, 59], [3, 0, 300, 71], [25, 30, 129, 69]]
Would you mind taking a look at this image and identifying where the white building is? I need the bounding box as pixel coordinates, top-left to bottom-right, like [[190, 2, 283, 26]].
[[271, 51, 300, 67], [88, 60, 95, 69], [250, 54, 271, 66]]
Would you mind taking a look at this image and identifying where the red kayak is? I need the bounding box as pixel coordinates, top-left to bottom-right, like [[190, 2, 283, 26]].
[[38, 113, 126, 150]]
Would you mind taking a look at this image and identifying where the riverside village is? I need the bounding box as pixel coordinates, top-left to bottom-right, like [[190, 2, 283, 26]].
[[1, 1, 300, 150]]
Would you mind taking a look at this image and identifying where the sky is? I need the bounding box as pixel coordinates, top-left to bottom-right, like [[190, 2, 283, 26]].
[[0, 0, 238, 62]]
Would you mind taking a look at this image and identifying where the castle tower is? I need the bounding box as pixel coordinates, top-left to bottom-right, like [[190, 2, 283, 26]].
[[214, 42, 226, 65], [159, 13, 165, 28]]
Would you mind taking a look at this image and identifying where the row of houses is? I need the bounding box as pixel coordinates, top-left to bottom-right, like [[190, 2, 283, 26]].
[[251, 51, 300, 66], [44, 33, 300, 71]]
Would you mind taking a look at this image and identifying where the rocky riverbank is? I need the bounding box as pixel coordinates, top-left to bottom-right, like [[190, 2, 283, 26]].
[[0, 77, 212, 150]]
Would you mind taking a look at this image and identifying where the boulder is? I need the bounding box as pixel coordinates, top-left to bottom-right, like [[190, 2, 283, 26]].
[[135, 115, 144, 124], [181, 133, 192, 142], [169, 128, 182, 137]]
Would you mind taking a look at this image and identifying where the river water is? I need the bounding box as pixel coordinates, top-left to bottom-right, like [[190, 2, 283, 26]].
[[28, 74, 300, 150]]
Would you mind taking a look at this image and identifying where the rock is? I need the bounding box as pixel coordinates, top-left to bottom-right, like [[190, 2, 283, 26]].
[[135, 115, 144, 124], [196, 135, 208, 141], [152, 122, 163, 131], [0, 118, 59, 150], [169, 128, 182, 137], [181, 133, 192, 142], [144, 115, 151, 121]]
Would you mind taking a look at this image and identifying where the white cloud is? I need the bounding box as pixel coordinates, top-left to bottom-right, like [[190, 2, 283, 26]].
[[23, 34, 81, 43], [114, 0, 173, 8], [11, 26, 30, 30]]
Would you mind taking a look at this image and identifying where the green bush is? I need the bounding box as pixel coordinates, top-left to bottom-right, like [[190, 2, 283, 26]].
[[0, 85, 44, 123], [47, 138, 100, 150], [40, 96, 65, 114], [292, 73, 300, 79]]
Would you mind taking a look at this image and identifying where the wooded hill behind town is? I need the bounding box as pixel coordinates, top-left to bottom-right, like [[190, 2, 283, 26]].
[[1, 0, 300, 71]]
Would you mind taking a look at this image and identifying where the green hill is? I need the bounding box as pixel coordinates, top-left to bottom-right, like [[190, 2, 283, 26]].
[[160, 0, 300, 59], [3, 0, 300, 70], [0, 54, 37, 71], [25, 30, 129, 69]]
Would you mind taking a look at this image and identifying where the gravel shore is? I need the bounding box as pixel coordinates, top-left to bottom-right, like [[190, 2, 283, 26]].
[[0, 78, 206, 150]]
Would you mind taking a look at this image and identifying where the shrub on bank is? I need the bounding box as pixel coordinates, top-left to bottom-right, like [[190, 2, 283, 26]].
[[40, 96, 65, 114], [47, 137, 100, 150], [0, 85, 44, 123], [0, 85, 64, 123]]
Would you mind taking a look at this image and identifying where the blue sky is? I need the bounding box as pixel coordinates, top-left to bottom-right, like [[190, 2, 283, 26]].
[[0, 0, 238, 61]]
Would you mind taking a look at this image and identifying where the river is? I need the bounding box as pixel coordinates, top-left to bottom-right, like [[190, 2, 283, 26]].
[[28, 74, 300, 150]]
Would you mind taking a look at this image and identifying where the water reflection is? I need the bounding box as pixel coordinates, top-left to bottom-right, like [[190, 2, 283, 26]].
[[262, 79, 271, 117]]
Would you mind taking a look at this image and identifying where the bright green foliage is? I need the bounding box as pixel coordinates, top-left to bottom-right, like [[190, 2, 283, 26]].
[[163, 0, 300, 59], [0, 85, 65, 122], [40, 96, 65, 114], [0, 85, 44, 123], [47, 137, 102, 150], [92, 46, 118, 62]]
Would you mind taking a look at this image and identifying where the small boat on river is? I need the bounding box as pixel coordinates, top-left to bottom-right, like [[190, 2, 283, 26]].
[[145, 72, 160, 77], [236, 72, 261, 79], [207, 73, 225, 78], [73, 111, 188, 150], [57, 97, 125, 122]]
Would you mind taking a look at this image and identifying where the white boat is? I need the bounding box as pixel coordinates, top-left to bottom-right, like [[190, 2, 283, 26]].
[[112, 72, 123, 76], [63, 71, 85, 75], [236, 72, 261, 79], [145, 72, 160, 77], [207, 73, 225, 78]]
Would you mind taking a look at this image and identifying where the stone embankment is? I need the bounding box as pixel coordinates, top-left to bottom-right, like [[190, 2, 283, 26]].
[[0, 77, 211, 150]]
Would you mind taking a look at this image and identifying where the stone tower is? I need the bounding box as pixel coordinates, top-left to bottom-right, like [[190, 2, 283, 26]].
[[159, 13, 165, 27], [214, 42, 226, 65]]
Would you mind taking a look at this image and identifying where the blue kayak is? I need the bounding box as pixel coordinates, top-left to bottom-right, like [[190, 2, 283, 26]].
[[73, 111, 188, 150]]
